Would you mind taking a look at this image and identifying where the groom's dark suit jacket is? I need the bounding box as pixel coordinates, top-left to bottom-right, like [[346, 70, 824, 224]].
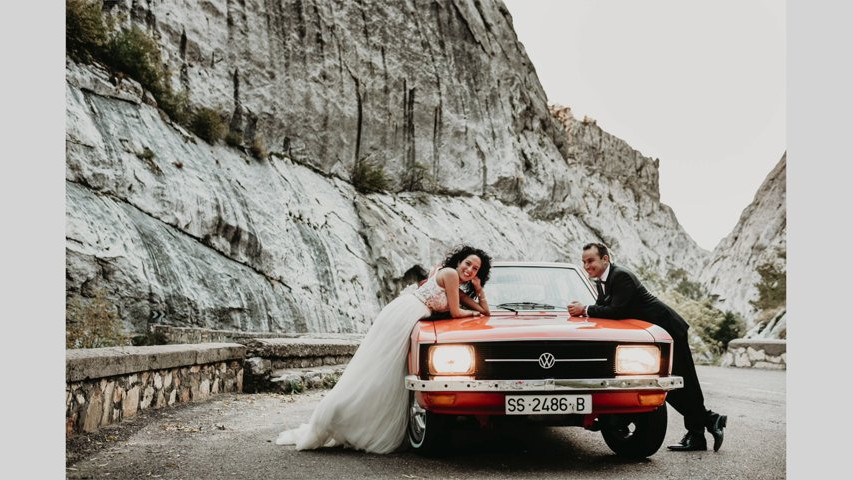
[[586, 264, 690, 335]]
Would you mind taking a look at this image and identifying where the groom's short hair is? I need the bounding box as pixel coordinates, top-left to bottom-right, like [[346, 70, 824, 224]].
[[583, 242, 610, 259]]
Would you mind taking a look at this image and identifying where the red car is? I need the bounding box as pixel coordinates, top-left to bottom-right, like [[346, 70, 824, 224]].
[[405, 262, 684, 458]]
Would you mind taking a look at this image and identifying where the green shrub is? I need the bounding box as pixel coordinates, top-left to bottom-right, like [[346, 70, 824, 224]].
[[750, 260, 786, 311], [709, 311, 745, 351], [66, 0, 109, 61], [250, 136, 268, 159], [401, 162, 429, 191], [286, 378, 305, 394], [351, 156, 388, 193], [225, 131, 243, 148], [667, 268, 707, 301], [66, 290, 129, 349], [104, 27, 194, 127], [189, 107, 227, 143], [104, 26, 168, 98], [157, 88, 191, 126]]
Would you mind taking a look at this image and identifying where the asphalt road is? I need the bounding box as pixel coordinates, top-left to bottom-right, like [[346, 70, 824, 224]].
[[67, 366, 785, 479]]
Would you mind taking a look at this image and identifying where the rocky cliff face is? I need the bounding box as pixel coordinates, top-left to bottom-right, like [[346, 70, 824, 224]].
[[101, 0, 575, 209], [66, 0, 707, 335], [699, 154, 786, 328]]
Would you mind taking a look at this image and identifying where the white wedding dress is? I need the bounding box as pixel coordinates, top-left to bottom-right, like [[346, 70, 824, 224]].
[[275, 274, 449, 453]]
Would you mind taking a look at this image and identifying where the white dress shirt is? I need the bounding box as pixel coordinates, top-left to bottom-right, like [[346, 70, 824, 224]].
[[584, 263, 611, 316]]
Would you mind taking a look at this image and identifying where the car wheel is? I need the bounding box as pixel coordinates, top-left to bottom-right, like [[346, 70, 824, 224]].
[[601, 406, 668, 458], [407, 392, 451, 456]]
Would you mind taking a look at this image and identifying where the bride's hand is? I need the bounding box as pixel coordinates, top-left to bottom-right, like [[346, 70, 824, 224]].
[[470, 276, 482, 293]]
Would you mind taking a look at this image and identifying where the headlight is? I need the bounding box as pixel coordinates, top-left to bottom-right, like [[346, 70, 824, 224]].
[[429, 345, 475, 375], [615, 345, 661, 375]]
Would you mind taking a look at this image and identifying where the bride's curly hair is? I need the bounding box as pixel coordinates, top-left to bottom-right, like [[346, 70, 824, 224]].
[[441, 244, 492, 299]]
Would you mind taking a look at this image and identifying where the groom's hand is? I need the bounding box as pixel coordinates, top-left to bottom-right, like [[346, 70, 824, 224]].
[[567, 301, 586, 317]]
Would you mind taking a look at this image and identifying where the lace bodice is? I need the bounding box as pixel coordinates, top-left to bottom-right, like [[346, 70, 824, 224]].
[[412, 274, 449, 313]]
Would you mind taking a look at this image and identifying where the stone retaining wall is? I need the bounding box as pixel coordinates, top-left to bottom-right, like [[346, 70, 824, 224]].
[[65, 338, 363, 434], [242, 338, 360, 392], [720, 339, 786, 370], [66, 344, 245, 435]]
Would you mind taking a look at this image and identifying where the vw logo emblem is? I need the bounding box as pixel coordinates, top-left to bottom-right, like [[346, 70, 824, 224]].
[[538, 352, 556, 369]]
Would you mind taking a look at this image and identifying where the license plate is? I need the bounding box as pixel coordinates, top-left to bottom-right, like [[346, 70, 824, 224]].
[[505, 394, 592, 415]]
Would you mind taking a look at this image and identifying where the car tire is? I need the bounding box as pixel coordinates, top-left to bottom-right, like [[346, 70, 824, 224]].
[[407, 392, 451, 456], [600, 405, 668, 458]]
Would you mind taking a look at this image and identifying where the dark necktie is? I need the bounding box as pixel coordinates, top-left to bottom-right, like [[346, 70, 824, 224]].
[[595, 280, 605, 300]]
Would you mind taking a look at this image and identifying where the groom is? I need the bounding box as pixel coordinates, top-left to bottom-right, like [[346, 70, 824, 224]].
[[567, 242, 728, 452]]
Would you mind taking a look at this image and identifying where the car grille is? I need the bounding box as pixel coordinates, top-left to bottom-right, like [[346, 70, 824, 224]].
[[473, 341, 618, 380]]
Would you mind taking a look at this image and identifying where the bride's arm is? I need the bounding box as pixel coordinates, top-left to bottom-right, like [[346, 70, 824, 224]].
[[465, 275, 489, 315], [460, 290, 490, 315], [438, 268, 481, 318]]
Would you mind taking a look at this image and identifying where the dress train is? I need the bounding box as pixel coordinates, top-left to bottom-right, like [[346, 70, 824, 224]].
[[275, 292, 430, 453]]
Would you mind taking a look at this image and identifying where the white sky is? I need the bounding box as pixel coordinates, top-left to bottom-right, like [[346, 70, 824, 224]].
[[503, 0, 786, 251]]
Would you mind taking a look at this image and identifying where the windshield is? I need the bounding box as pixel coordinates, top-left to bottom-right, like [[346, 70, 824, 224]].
[[484, 265, 596, 311]]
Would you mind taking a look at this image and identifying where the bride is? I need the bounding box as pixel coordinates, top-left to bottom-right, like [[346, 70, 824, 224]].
[[275, 245, 492, 453]]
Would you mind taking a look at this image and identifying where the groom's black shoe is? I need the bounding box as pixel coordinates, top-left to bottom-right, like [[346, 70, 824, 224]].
[[706, 412, 727, 452], [667, 430, 707, 451]]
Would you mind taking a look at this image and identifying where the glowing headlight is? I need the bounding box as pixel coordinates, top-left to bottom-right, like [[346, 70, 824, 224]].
[[429, 345, 475, 375], [615, 345, 661, 375]]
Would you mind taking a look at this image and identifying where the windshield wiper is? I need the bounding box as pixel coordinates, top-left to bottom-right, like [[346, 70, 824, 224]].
[[496, 302, 557, 311], [495, 303, 518, 313]]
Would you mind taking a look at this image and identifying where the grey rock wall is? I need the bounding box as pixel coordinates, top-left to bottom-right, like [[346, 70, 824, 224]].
[[699, 154, 786, 327], [67, 64, 381, 334], [66, 1, 708, 335], [101, 0, 573, 212]]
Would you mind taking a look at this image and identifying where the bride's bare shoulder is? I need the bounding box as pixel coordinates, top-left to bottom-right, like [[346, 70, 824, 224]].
[[435, 267, 458, 286], [436, 267, 457, 277]]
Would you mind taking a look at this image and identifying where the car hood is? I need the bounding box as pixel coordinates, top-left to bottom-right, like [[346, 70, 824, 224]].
[[430, 312, 659, 343]]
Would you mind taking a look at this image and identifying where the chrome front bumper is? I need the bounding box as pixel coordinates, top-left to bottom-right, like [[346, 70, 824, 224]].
[[405, 375, 684, 392]]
